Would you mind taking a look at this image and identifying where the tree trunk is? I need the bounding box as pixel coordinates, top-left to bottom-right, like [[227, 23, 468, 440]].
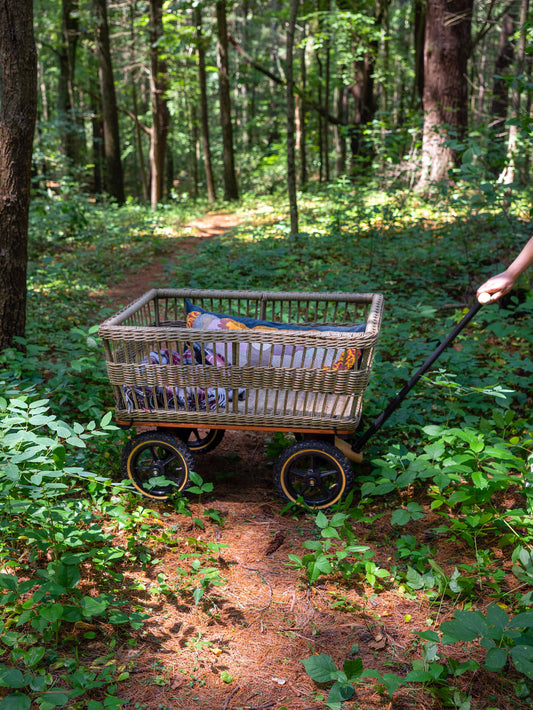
[[417, 0, 473, 189], [499, 0, 528, 185], [333, 84, 347, 176], [149, 0, 170, 207], [298, 23, 308, 185], [412, 0, 426, 106], [129, 0, 148, 202], [58, 0, 81, 166], [287, 0, 300, 237], [195, 6, 216, 204], [216, 0, 239, 201], [0, 0, 37, 350], [94, 0, 125, 204]]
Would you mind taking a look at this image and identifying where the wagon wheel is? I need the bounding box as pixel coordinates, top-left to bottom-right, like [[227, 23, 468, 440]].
[[176, 428, 225, 454], [273, 440, 354, 510], [121, 432, 195, 500]]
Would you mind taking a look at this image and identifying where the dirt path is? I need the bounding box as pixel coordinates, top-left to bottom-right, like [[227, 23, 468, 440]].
[[105, 212, 243, 306]]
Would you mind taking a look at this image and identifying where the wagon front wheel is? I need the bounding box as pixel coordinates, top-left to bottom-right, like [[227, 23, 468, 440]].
[[121, 432, 195, 500], [273, 440, 354, 509]]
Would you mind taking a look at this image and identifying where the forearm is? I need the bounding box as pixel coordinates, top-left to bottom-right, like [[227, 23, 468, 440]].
[[505, 236, 533, 279], [477, 236, 533, 301]]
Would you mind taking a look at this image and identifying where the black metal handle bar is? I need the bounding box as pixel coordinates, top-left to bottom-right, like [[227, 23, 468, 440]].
[[352, 300, 485, 453]]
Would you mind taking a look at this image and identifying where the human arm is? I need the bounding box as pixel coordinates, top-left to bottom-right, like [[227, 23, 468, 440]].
[[477, 236, 533, 302]]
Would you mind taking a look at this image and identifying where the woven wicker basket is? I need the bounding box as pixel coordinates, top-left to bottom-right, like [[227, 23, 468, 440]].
[[98, 288, 383, 434]]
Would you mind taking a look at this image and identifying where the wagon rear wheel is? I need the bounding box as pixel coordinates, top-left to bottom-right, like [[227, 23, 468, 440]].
[[121, 432, 195, 499], [176, 428, 225, 454], [273, 440, 354, 509]]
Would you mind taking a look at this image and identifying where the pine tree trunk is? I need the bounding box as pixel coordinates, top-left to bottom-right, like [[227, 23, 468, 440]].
[[216, 0, 239, 201], [94, 0, 125, 204], [0, 0, 37, 350], [417, 0, 473, 189], [195, 6, 216, 204]]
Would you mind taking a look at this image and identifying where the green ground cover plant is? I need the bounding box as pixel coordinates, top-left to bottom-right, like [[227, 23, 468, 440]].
[[1, 177, 532, 707]]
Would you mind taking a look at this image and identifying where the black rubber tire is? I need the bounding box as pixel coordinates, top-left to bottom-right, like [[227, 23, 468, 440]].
[[120, 432, 195, 500], [273, 440, 354, 509], [175, 428, 225, 454]]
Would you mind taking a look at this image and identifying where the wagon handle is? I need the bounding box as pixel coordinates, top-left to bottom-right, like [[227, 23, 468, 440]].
[[351, 299, 487, 454]]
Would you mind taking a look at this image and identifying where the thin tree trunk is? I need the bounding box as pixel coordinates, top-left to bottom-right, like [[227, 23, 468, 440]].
[[324, 0, 331, 182], [499, 0, 528, 185], [94, 0, 124, 204], [287, 0, 300, 237], [58, 0, 81, 166], [130, 0, 148, 202], [216, 0, 239, 201], [412, 0, 426, 107], [299, 23, 307, 185], [90, 79, 103, 194], [0, 0, 37, 349], [195, 6, 216, 203], [149, 0, 170, 207], [334, 84, 346, 176]]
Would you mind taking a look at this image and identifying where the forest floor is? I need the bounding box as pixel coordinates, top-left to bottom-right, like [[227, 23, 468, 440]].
[[96, 213, 522, 710]]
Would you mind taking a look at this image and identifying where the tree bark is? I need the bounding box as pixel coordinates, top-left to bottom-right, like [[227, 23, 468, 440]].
[[216, 0, 239, 201], [287, 0, 300, 237], [0, 0, 37, 350], [94, 0, 125, 204], [417, 0, 473, 189], [195, 6, 216, 204], [149, 0, 170, 207]]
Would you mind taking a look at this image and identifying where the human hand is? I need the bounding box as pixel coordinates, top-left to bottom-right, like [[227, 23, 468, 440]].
[[476, 270, 516, 302]]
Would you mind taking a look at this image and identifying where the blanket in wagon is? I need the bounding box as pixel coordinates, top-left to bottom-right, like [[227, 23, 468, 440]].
[[122, 345, 245, 413]]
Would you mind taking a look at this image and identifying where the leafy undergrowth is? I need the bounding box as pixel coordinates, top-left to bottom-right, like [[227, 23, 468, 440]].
[[1, 179, 532, 709]]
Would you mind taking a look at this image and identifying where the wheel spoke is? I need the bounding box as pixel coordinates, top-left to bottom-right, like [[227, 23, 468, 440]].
[[159, 452, 181, 468], [189, 429, 201, 445]]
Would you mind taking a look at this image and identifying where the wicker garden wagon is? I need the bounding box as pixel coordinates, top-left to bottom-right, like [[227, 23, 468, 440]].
[[99, 288, 384, 509]]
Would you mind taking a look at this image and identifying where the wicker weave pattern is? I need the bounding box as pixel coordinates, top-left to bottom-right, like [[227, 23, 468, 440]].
[[98, 289, 383, 433]]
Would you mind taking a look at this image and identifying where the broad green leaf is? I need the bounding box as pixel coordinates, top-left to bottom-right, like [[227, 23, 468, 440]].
[[0, 668, 25, 689], [343, 657, 363, 681], [484, 647, 508, 672], [100, 411, 113, 427], [440, 610, 488, 642], [315, 511, 329, 529], [485, 604, 509, 630], [403, 669, 433, 683], [327, 681, 354, 706], [24, 646, 45, 668], [391, 509, 410, 526], [81, 596, 109, 618], [0, 693, 31, 710], [0, 574, 18, 592], [510, 645, 533, 681], [39, 603, 63, 622], [302, 654, 338, 683], [509, 611, 533, 629]]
